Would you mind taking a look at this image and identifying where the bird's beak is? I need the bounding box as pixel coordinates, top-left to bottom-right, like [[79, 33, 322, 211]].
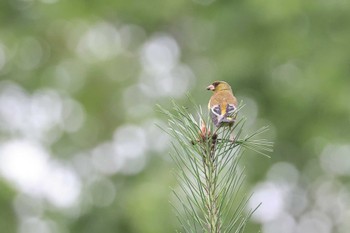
[[206, 84, 215, 91]]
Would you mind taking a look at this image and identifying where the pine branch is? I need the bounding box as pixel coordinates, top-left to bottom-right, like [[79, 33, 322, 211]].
[[158, 99, 273, 233]]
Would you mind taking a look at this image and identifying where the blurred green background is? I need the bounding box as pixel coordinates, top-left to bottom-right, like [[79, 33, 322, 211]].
[[1, 0, 350, 233]]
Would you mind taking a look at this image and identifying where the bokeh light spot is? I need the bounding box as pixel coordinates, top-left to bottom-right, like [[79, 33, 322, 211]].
[[0, 139, 81, 208], [266, 162, 299, 186], [112, 124, 147, 175], [0, 139, 50, 195], [141, 35, 179, 73], [320, 144, 350, 176], [76, 22, 122, 62], [249, 182, 285, 222]]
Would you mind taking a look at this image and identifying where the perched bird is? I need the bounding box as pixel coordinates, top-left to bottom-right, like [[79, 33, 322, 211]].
[[206, 81, 238, 130]]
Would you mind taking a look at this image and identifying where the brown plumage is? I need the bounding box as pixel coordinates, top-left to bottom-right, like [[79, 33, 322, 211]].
[[206, 81, 238, 128]]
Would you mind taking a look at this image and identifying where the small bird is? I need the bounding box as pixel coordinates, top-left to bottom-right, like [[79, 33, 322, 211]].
[[207, 81, 238, 131]]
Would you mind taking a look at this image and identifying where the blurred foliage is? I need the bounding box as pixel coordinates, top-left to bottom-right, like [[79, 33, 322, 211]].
[[0, 0, 350, 233]]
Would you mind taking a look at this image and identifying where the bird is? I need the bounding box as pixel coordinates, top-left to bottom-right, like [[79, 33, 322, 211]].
[[206, 81, 238, 132]]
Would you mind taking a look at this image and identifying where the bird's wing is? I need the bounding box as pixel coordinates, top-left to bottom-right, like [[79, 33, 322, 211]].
[[226, 104, 236, 116], [210, 104, 222, 127]]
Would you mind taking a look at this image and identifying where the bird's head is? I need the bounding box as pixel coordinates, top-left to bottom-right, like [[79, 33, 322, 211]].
[[206, 81, 232, 92]]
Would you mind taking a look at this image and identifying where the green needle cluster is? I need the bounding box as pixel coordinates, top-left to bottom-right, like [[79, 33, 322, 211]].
[[158, 99, 272, 233]]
